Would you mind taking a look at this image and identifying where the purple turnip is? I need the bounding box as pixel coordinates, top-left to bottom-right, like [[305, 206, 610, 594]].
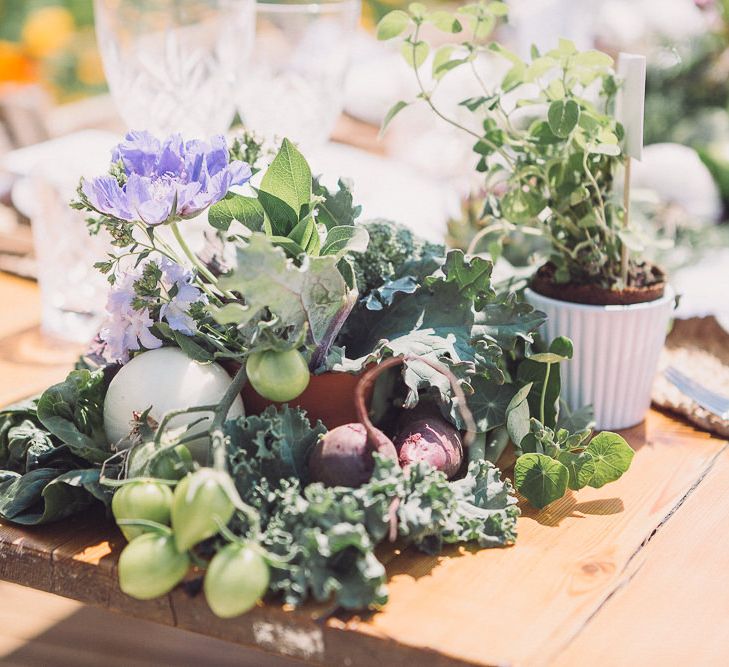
[[307, 356, 476, 487]]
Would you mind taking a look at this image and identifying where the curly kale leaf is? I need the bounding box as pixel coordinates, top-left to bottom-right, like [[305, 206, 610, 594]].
[[226, 405, 327, 494], [348, 219, 445, 307], [333, 250, 544, 410]]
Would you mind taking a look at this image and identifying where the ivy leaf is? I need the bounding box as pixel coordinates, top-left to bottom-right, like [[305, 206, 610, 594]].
[[557, 450, 596, 490], [376, 10, 410, 40], [514, 453, 569, 508], [586, 432, 634, 488], [208, 193, 264, 232], [548, 99, 580, 138]]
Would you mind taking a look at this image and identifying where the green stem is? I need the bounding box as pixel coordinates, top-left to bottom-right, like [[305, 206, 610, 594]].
[[209, 364, 248, 472], [540, 362, 551, 425]]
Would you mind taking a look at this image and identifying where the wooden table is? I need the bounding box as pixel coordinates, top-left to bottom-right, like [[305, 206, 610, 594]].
[[1, 272, 728, 667]]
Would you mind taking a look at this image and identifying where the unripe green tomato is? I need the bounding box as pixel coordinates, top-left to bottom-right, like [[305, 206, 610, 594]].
[[149, 444, 194, 481], [171, 469, 235, 552], [112, 481, 173, 541], [118, 532, 189, 600], [204, 543, 270, 618], [246, 349, 310, 403]]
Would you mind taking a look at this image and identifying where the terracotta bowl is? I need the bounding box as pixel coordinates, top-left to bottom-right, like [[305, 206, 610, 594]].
[[240, 370, 372, 429]]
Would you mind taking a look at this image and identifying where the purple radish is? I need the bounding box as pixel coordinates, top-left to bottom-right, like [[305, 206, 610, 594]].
[[307, 356, 476, 487], [395, 416, 464, 478]]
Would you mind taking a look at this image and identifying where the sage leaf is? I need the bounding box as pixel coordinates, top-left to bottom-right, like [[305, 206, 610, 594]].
[[208, 193, 264, 232]]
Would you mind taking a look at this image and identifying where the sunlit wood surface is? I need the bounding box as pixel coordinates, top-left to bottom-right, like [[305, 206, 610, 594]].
[[0, 272, 728, 666]]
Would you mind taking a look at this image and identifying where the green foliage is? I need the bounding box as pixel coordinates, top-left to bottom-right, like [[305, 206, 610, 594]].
[[513, 419, 633, 508], [0, 389, 113, 525], [377, 3, 648, 290]]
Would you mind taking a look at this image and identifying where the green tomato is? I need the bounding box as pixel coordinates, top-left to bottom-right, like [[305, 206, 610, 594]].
[[112, 481, 173, 541], [246, 349, 310, 403], [149, 444, 194, 481], [118, 532, 189, 600], [204, 543, 270, 618], [171, 469, 235, 552]]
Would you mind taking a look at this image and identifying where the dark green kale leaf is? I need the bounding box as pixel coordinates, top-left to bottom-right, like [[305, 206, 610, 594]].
[[36, 369, 111, 464]]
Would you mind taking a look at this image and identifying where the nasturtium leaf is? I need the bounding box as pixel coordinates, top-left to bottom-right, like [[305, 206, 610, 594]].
[[528, 352, 570, 364], [465, 378, 517, 434], [586, 432, 634, 488], [547, 99, 580, 138], [376, 10, 410, 41], [514, 453, 569, 508], [430, 11, 462, 33], [401, 40, 429, 69], [549, 336, 574, 359], [558, 450, 595, 490], [208, 193, 264, 232], [381, 101, 409, 134]]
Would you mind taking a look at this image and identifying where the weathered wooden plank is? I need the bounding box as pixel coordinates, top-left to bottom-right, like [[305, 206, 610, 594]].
[[0, 274, 41, 339], [342, 412, 727, 667], [552, 447, 729, 667]]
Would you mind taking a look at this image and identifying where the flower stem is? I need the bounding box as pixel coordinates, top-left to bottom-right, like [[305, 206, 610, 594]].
[[170, 221, 219, 285], [209, 363, 248, 472], [540, 362, 551, 425]]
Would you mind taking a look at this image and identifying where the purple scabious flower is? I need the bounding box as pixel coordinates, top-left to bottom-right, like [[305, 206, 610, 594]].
[[99, 257, 207, 363], [82, 131, 252, 226]]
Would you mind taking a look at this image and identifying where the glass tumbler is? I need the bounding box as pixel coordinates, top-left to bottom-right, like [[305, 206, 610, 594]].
[[237, 0, 360, 151], [94, 0, 255, 137]]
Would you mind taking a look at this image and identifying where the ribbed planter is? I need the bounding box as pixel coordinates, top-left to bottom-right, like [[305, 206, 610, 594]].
[[524, 286, 676, 430]]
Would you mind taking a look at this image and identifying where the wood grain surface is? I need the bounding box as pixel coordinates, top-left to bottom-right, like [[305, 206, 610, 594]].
[[1, 272, 728, 666]]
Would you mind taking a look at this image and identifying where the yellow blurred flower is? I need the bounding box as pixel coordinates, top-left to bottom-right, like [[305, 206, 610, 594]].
[[22, 6, 75, 59], [77, 47, 106, 86], [0, 41, 37, 84]]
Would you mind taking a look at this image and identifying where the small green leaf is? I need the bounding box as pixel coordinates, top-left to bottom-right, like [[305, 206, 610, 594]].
[[586, 432, 634, 488], [487, 1, 509, 17], [528, 352, 569, 364], [409, 2, 427, 18], [208, 193, 264, 232], [429, 11, 462, 33], [172, 331, 213, 363], [558, 450, 595, 490], [401, 40, 429, 68], [547, 99, 580, 138], [573, 50, 613, 68], [320, 225, 369, 259], [549, 336, 573, 360], [514, 453, 569, 508], [376, 10, 410, 41], [506, 382, 532, 450], [381, 100, 409, 134], [588, 142, 621, 156]]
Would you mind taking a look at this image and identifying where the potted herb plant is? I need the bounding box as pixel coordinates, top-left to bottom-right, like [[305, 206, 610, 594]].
[[377, 2, 675, 429]]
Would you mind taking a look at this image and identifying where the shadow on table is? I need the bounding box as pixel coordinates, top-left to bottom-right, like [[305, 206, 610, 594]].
[[1, 603, 306, 667]]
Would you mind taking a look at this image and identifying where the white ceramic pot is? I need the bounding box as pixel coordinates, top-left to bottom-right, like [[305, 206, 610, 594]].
[[524, 286, 676, 430]]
